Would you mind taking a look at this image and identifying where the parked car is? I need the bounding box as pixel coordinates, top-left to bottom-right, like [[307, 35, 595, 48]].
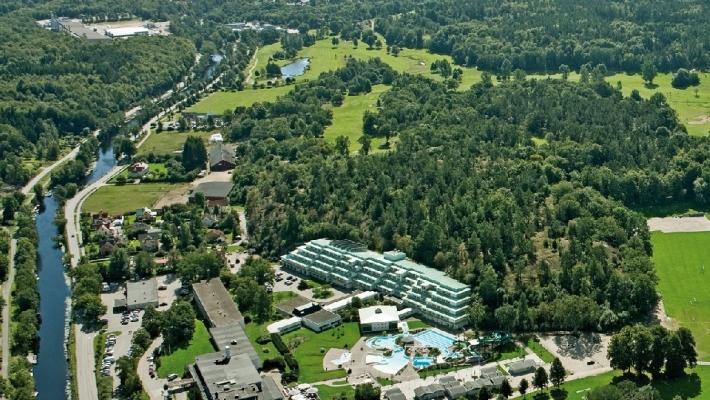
[[158, 285, 167, 290], [167, 373, 178, 381]]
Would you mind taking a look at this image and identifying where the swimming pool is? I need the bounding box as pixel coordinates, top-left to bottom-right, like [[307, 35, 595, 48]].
[[365, 328, 458, 372], [412, 328, 457, 357]]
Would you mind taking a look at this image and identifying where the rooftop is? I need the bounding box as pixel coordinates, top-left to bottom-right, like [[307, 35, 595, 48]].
[[126, 278, 158, 307], [358, 306, 399, 325], [193, 181, 235, 199], [209, 323, 262, 369], [302, 309, 340, 325], [384, 388, 406, 400], [192, 352, 281, 400], [209, 142, 235, 166], [192, 278, 243, 327], [310, 238, 468, 290]]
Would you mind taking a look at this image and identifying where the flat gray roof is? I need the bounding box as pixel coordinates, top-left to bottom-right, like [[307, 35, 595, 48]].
[[126, 278, 158, 307], [193, 181, 234, 199], [193, 353, 265, 399], [193, 278, 243, 327], [209, 323, 262, 369], [302, 309, 340, 325], [385, 388, 406, 400]]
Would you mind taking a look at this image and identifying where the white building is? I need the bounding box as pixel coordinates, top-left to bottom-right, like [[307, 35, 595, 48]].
[[358, 306, 400, 332], [267, 317, 302, 334], [282, 239, 471, 329], [105, 27, 149, 38]]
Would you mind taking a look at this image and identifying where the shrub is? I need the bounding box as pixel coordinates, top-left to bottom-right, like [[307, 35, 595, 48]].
[[256, 335, 272, 344]]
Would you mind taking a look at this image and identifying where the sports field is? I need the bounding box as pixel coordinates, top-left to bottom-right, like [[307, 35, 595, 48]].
[[651, 231, 710, 361]]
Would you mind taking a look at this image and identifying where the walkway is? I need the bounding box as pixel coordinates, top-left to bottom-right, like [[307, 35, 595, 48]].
[[137, 337, 166, 400], [0, 239, 16, 378]]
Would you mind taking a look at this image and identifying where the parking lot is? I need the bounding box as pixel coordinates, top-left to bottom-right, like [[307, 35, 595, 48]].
[[99, 274, 182, 388], [272, 264, 349, 303]]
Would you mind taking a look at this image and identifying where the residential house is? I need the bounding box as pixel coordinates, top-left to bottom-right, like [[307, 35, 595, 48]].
[[138, 227, 162, 252], [128, 162, 150, 178], [209, 143, 236, 171]]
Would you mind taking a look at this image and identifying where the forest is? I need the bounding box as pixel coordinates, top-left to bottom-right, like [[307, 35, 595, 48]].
[[225, 59, 710, 332], [374, 0, 710, 73]]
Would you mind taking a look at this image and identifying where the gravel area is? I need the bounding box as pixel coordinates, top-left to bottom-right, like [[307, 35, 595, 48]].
[[647, 216, 710, 233]]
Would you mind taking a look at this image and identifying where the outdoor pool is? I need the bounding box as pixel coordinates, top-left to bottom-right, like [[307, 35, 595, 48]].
[[364, 328, 458, 374]]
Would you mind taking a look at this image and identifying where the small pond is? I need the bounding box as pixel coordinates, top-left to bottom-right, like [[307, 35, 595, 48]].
[[281, 58, 310, 78]]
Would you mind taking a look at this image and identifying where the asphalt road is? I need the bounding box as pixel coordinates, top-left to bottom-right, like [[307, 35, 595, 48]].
[[0, 239, 17, 378]]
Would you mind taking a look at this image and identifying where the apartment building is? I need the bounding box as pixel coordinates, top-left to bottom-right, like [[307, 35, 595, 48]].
[[281, 239, 471, 329]]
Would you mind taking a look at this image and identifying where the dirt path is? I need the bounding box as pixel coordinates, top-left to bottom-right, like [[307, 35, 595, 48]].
[[245, 47, 260, 85], [0, 239, 16, 378], [647, 216, 710, 233]]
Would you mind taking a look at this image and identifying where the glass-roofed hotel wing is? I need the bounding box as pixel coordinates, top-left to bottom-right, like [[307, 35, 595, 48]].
[[281, 239, 471, 329]]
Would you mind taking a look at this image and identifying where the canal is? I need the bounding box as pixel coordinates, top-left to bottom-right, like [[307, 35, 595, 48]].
[[33, 145, 117, 399]]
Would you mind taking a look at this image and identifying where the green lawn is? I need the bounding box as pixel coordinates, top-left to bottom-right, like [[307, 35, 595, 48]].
[[282, 322, 361, 383], [157, 320, 214, 378], [314, 384, 355, 400], [187, 86, 293, 114], [651, 231, 710, 361], [406, 319, 431, 331], [525, 337, 556, 363], [521, 367, 710, 400], [82, 182, 188, 215], [274, 291, 297, 304], [137, 130, 214, 156], [418, 364, 471, 378], [323, 84, 390, 153], [530, 72, 710, 136], [496, 342, 525, 361], [244, 321, 281, 362]]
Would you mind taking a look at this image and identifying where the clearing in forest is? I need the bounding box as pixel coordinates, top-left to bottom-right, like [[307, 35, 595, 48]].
[[651, 231, 710, 361]]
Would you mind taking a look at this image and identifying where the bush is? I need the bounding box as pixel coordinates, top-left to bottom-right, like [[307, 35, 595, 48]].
[[262, 356, 286, 371], [671, 68, 700, 89], [256, 335, 272, 344], [284, 353, 299, 371], [271, 333, 289, 354]]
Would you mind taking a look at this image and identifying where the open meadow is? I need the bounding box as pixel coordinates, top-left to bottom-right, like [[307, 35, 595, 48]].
[[82, 182, 188, 215], [137, 130, 213, 156], [651, 231, 710, 361]]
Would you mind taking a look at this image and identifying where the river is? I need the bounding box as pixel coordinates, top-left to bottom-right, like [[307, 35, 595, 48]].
[[33, 146, 116, 399]]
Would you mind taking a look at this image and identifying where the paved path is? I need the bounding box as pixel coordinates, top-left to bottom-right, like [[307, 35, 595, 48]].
[[0, 239, 17, 378], [647, 216, 710, 232], [20, 145, 83, 197], [137, 337, 166, 400]]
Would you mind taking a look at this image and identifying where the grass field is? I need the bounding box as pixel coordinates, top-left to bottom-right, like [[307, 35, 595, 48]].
[[524, 337, 556, 363], [651, 231, 710, 361], [82, 182, 187, 215], [187, 86, 292, 114], [531, 72, 710, 136], [137, 130, 213, 156], [314, 384, 355, 400], [523, 367, 710, 400], [406, 319, 432, 331], [282, 322, 361, 383], [244, 321, 281, 362], [157, 320, 214, 378], [323, 84, 389, 152]]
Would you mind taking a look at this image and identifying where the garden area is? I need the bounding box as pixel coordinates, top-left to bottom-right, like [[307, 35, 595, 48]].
[[282, 322, 361, 383]]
